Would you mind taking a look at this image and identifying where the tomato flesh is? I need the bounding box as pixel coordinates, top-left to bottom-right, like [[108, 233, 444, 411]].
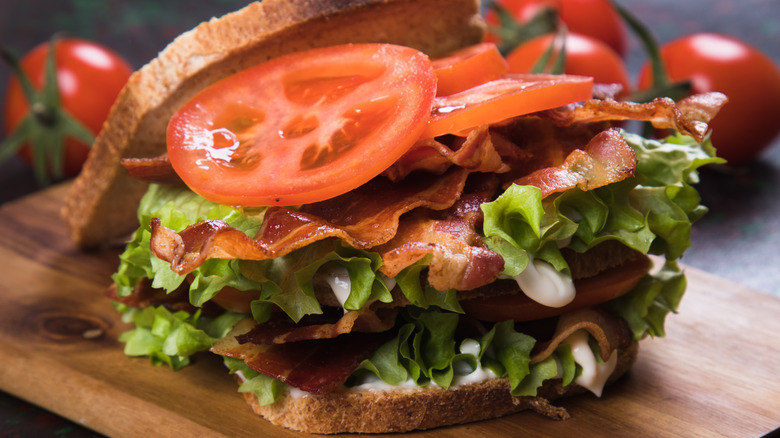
[[167, 44, 436, 207], [424, 73, 592, 138], [432, 43, 509, 96], [460, 255, 651, 322], [211, 287, 261, 314]]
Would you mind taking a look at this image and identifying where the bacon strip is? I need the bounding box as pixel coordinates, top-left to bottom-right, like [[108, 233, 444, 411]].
[[530, 308, 632, 364], [105, 280, 203, 313], [121, 155, 182, 184], [540, 92, 728, 142], [376, 177, 504, 291], [675, 92, 730, 127], [377, 214, 505, 291], [383, 125, 509, 182], [151, 169, 469, 275], [513, 127, 636, 197], [211, 319, 390, 394], [236, 307, 398, 344]]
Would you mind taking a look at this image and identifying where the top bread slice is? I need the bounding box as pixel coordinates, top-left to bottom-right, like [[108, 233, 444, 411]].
[[61, 0, 486, 248]]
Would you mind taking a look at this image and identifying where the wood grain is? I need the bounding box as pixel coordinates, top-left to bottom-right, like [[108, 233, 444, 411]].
[[1, 183, 778, 437]]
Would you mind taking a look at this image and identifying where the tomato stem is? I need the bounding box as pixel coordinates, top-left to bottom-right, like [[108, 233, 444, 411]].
[[612, 2, 667, 87], [612, 1, 691, 102], [0, 35, 95, 185], [531, 25, 569, 75], [31, 102, 57, 126], [489, 3, 559, 56]]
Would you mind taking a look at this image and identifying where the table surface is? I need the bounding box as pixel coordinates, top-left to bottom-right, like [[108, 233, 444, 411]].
[[1, 1, 779, 436]]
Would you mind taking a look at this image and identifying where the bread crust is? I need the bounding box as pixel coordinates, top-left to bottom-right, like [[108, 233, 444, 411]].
[[239, 340, 639, 434], [61, 0, 485, 248]]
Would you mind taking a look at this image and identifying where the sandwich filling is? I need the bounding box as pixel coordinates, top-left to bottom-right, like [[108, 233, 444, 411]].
[[108, 43, 725, 411]]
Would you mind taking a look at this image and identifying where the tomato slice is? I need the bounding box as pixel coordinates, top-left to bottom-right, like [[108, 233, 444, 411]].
[[167, 44, 436, 207], [460, 255, 651, 322], [431, 42, 509, 96], [423, 73, 593, 138], [211, 287, 261, 314]]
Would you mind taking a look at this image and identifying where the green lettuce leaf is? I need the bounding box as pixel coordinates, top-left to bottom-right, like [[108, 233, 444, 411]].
[[113, 184, 393, 325], [112, 183, 266, 299], [240, 240, 392, 323], [395, 256, 464, 313], [625, 131, 725, 187], [349, 335, 409, 386], [480, 131, 718, 341], [118, 304, 243, 370], [352, 308, 584, 397], [490, 320, 536, 394], [612, 259, 687, 340], [556, 343, 579, 386], [223, 357, 286, 406]]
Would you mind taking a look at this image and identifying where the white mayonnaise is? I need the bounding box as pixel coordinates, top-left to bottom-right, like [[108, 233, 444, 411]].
[[321, 267, 397, 313], [346, 373, 422, 393], [322, 264, 351, 311], [565, 330, 617, 397], [511, 259, 575, 308], [450, 339, 498, 387]]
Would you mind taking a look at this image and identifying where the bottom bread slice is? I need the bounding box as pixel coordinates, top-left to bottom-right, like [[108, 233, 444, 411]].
[[237, 340, 639, 434]]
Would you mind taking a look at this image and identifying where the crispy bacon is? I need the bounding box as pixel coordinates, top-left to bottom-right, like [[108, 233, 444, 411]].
[[530, 307, 632, 364], [383, 125, 509, 181], [539, 92, 728, 142], [211, 319, 390, 394], [513, 127, 636, 197], [376, 178, 505, 290], [151, 169, 469, 275], [377, 213, 505, 291], [236, 307, 398, 344], [121, 155, 182, 184], [676, 92, 730, 127], [105, 280, 194, 312]]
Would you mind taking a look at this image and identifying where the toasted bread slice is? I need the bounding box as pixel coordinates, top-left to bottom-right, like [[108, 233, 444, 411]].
[[240, 340, 638, 434], [61, 0, 485, 248]]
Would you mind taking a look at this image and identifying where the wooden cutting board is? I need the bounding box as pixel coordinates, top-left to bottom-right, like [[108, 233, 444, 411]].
[[1, 183, 778, 438]]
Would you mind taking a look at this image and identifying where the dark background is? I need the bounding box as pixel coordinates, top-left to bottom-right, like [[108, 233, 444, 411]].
[[1, 0, 779, 435]]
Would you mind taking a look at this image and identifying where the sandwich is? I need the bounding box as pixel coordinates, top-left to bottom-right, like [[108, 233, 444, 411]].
[[61, 0, 727, 434]]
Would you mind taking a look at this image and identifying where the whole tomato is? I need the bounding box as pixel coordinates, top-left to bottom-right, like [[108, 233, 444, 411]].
[[3, 37, 133, 179], [638, 33, 780, 165], [505, 32, 631, 96], [487, 0, 627, 57], [557, 0, 626, 57]]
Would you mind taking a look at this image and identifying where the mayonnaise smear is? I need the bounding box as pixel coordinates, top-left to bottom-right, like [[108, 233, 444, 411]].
[[565, 330, 618, 397], [511, 259, 576, 308]]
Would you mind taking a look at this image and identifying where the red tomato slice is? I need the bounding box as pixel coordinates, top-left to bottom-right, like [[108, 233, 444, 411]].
[[211, 287, 261, 314], [423, 74, 592, 138], [167, 44, 436, 207], [460, 255, 651, 322], [432, 43, 509, 96]]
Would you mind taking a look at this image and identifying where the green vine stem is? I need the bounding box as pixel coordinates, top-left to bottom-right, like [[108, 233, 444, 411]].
[[613, 1, 692, 102], [489, 3, 559, 56], [0, 35, 95, 185]]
